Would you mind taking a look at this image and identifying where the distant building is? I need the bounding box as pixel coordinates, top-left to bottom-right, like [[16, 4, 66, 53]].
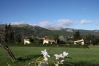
[[43, 36, 57, 44], [74, 39, 84, 45], [24, 39, 31, 45]]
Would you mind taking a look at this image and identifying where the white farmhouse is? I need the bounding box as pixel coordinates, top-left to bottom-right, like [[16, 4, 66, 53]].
[[74, 39, 84, 45], [24, 39, 30, 45], [43, 36, 56, 45]]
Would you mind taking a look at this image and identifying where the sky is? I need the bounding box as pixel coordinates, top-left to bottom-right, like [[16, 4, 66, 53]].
[[0, 0, 99, 30]]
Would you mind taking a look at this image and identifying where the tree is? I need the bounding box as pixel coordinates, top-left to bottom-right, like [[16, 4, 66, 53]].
[[0, 24, 16, 62], [16, 33, 24, 43], [84, 34, 99, 45], [73, 30, 81, 40], [0, 43, 16, 62], [91, 35, 99, 45], [5, 24, 15, 43], [84, 34, 93, 44]]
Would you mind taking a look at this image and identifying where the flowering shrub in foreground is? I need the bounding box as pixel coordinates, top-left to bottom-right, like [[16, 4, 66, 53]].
[[26, 49, 69, 66]]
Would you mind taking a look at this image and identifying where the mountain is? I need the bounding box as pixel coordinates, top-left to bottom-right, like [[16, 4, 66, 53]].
[[0, 24, 99, 38]]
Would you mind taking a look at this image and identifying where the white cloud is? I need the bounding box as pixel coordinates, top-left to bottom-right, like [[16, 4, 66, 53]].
[[51, 19, 73, 29], [80, 19, 93, 24], [57, 19, 73, 27], [80, 19, 99, 24], [37, 20, 49, 28], [96, 19, 99, 23], [7, 18, 73, 29], [35, 19, 73, 29], [10, 21, 27, 25]]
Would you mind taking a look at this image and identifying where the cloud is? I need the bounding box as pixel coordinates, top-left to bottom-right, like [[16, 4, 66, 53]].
[[35, 19, 73, 29], [56, 19, 73, 27], [7, 18, 73, 29], [8, 21, 36, 26], [10, 21, 27, 25], [80, 19, 99, 24], [80, 19, 93, 24], [49, 19, 73, 30], [36, 20, 49, 28], [96, 19, 99, 23]]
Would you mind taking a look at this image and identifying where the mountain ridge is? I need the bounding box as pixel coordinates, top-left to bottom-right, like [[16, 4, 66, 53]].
[[0, 24, 99, 37]]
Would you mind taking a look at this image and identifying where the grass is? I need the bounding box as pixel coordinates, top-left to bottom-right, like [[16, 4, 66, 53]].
[[0, 45, 99, 66]]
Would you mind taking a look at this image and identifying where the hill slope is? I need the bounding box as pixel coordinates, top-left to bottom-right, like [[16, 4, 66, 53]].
[[0, 24, 99, 38]]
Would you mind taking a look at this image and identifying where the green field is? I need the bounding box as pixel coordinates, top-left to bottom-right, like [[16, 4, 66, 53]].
[[0, 45, 99, 66]]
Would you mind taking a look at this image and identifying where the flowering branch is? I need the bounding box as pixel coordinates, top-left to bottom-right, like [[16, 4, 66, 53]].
[[54, 51, 69, 64]]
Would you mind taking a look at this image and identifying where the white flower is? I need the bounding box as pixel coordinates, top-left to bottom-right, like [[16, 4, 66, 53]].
[[54, 51, 69, 64], [41, 49, 50, 64], [54, 54, 60, 59], [63, 51, 68, 57], [41, 49, 50, 58], [60, 59, 64, 64]]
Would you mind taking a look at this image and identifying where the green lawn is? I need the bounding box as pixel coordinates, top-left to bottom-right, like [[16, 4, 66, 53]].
[[0, 45, 99, 66]]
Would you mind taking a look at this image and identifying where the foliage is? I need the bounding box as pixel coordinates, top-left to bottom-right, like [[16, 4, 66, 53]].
[[5, 24, 15, 43], [84, 34, 99, 45], [73, 30, 81, 40]]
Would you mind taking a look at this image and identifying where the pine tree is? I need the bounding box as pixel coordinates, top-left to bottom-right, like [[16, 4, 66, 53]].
[[5, 24, 15, 43]]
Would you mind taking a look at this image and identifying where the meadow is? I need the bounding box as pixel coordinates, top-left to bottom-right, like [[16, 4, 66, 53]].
[[0, 45, 99, 66]]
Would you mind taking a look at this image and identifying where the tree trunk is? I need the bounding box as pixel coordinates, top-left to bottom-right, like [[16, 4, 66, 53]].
[[0, 43, 16, 62]]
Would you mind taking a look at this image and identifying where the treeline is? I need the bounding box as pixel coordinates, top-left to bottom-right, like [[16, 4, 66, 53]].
[[0, 24, 24, 44]]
